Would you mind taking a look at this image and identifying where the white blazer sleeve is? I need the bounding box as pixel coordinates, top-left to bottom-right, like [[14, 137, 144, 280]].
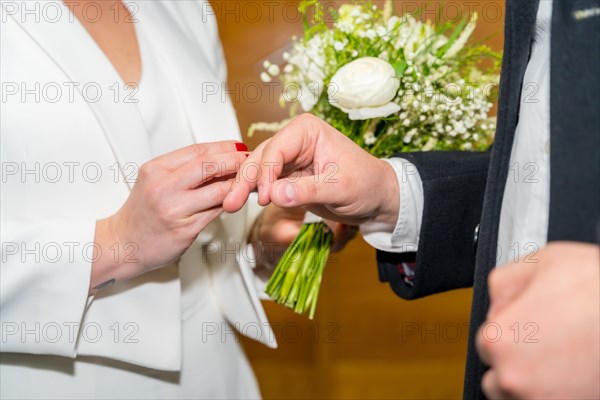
[[1, 219, 94, 357]]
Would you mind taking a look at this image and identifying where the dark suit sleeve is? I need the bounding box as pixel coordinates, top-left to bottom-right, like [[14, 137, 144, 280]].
[[377, 150, 490, 300]]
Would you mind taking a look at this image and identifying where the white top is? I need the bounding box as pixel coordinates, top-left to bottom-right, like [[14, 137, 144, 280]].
[[135, 25, 261, 399], [361, 0, 552, 269], [0, 14, 260, 400]]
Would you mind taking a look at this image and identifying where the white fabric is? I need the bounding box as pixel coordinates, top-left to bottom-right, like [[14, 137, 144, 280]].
[[495, 0, 551, 266], [1, 1, 273, 398], [361, 0, 552, 268], [360, 159, 423, 252]]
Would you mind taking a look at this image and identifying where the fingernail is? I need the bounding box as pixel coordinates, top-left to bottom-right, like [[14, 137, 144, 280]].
[[276, 181, 296, 205], [235, 143, 248, 152]]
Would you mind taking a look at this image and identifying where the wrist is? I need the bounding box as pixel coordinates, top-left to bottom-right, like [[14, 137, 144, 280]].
[[89, 216, 143, 294], [369, 159, 400, 228]]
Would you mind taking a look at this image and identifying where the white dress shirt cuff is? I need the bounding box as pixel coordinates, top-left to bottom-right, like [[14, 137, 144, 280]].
[[360, 158, 424, 253]]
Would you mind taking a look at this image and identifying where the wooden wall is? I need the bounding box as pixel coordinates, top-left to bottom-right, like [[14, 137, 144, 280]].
[[210, 1, 505, 398]]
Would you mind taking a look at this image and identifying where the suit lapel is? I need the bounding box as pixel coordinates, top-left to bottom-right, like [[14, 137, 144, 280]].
[[8, 0, 152, 189], [464, 1, 541, 399], [134, 2, 242, 145]]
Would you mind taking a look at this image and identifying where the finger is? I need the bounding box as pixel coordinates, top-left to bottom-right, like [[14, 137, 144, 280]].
[[270, 175, 339, 208], [172, 151, 248, 190], [256, 115, 319, 204], [223, 139, 271, 213], [482, 370, 508, 400], [190, 206, 224, 233], [153, 141, 248, 171], [487, 260, 539, 319], [182, 179, 235, 215]]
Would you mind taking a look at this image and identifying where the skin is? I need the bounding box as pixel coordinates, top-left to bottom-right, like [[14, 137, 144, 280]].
[[69, 2, 352, 294], [223, 113, 400, 228], [91, 142, 248, 292], [224, 114, 600, 398], [65, 0, 142, 85], [477, 242, 600, 400]]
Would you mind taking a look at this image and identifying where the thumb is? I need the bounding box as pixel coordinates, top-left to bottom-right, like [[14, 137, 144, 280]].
[[270, 176, 335, 208]]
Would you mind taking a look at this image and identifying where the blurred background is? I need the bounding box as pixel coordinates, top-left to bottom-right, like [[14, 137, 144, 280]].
[[210, 1, 505, 398]]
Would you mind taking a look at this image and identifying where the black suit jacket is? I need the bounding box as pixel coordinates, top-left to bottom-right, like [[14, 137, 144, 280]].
[[377, 1, 600, 398]]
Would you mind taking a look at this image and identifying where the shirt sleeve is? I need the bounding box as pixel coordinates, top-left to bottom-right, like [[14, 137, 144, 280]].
[[359, 158, 424, 253]]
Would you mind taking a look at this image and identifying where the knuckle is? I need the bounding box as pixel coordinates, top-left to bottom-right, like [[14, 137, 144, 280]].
[[138, 162, 156, 180], [209, 183, 227, 203], [295, 113, 315, 126], [496, 368, 524, 396], [304, 180, 317, 199], [159, 203, 178, 222]]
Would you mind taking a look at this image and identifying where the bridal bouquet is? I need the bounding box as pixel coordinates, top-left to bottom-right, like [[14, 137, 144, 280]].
[[251, 0, 501, 319]]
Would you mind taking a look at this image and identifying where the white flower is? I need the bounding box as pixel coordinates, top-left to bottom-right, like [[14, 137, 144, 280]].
[[366, 29, 377, 40], [444, 13, 478, 58], [299, 83, 324, 112], [260, 72, 272, 83], [387, 16, 400, 31], [267, 64, 280, 76], [364, 131, 377, 145], [337, 21, 353, 34], [334, 41, 345, 51], [337, 4, 361, 25], [328, 57, 401, 120], [422, 137, 438, 151]]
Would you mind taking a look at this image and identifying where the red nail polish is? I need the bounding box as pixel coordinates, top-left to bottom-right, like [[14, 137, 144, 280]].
[[235, 143, 248, 152], [245, 153, 250, 158]]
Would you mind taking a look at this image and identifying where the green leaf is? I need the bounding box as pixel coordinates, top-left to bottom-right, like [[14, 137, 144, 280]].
[[394, 59, 407, 78], [437, 16, 467, 58]]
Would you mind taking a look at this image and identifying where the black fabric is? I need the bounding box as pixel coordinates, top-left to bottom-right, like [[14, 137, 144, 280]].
[[376, 1, 600, 399], [377, 150, 490, 299], [548, 0, 600, 243]]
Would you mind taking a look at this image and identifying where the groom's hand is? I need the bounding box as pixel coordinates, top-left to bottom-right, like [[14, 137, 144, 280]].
[[224, 114, 400, 227], [477, 242, 600, 400]]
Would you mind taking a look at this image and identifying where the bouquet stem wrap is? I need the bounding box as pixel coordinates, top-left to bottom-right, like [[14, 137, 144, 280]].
[[265, 213, 333, 319]]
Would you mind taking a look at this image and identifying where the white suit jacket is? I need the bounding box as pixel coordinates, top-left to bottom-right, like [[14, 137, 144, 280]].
[[0, 0, 275, 371]]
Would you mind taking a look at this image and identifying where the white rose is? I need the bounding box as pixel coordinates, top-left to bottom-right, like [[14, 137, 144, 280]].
[[328, 57, 401, 120]]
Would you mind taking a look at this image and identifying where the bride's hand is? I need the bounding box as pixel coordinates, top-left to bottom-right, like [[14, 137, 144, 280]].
[[90, 141, 248, 293]]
